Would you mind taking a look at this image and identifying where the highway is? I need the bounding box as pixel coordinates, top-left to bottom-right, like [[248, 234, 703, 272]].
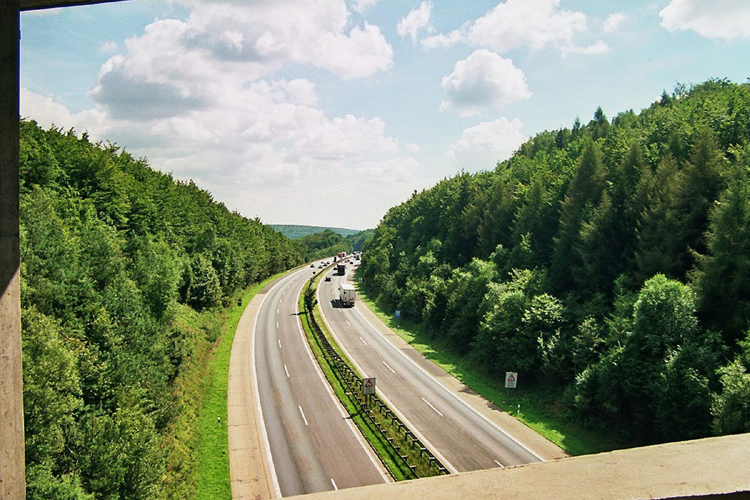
[[253, 263, 388, 496], [318, 260, 544, 473]]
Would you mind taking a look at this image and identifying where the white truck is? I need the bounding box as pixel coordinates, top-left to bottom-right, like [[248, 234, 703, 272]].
[[339, 283, 356, 307]]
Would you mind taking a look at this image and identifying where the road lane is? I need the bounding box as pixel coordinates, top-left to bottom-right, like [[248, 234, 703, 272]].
[[318, 265, 544, 473], [254, 265, 388, 496]]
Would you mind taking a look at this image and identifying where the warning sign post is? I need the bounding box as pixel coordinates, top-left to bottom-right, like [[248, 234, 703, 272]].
[[363, 377, 376, 395], [505, 371, 518, 389]]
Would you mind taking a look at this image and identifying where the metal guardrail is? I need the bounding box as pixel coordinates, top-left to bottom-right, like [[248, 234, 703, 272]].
[[303, 277, 449, 479]]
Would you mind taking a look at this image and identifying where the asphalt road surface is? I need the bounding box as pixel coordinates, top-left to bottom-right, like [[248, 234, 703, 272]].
[[253, 264, 388, 496], [318, 263, 544, 473]]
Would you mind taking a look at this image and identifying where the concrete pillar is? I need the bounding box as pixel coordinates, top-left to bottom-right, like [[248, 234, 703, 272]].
[[0, 0, 25, 498]]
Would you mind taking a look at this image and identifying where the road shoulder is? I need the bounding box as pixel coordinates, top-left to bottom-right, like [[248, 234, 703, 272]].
[[228, 275, 288, 500]]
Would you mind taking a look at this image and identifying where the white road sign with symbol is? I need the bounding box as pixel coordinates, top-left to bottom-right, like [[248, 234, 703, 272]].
[[505, 372, 518, 389], [363, 377, 376, 395]]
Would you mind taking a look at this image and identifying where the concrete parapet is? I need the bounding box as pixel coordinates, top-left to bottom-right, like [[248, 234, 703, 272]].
[[296, 433, 750, 500]]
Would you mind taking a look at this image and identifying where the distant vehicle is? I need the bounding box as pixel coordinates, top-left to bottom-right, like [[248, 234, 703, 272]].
[[337, 263, 346, 275], [337, 251, 346, 259], [339, 283, 356, 307], [310, 264, 315, 267], [325, 276, 331, 282]]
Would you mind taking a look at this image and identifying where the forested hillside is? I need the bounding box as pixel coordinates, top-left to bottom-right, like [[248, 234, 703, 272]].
[[297, 228, 374, 261], [271, 224, 360, 240], [19, 120, 304, 499], [360, 79, 750, 446]]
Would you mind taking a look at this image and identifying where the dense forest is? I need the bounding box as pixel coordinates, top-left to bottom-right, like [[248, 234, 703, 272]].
[[297, 228, 374, 261], [19, 120, 304, 499], [360, 79, 750, 446]]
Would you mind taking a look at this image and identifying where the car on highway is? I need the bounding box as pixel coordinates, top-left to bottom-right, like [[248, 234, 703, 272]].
[[325, 276, 331, 282]]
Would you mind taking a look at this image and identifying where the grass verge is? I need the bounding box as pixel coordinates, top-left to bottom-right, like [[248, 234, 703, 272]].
[[195, 272, 287, 500], [354, 278, 621, 457]]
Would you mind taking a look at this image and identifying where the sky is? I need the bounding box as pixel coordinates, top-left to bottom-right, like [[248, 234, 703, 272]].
[[19, 0, 750, 230]]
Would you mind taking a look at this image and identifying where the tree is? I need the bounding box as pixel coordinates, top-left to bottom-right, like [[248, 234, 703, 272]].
[[577, 143, 646, 295], [22, 308, 82, 469], [693, 168, 750, 343], [186, 254, 222, 310], [712, 358, 750, 435], [637, 130, 726, 281], [443, 258, 496, 353], [551, 140, 606, 292]]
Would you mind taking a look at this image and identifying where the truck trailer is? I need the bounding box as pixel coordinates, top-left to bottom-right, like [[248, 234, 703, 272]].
[[339, 283, 356, 307], [337, 263, 346, 275]]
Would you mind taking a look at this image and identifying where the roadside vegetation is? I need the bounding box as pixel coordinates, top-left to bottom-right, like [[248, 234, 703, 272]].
[[359, 79, 750, 450], [19, 120, 303, 499]]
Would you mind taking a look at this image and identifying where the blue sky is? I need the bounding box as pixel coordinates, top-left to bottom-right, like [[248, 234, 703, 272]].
[[20, 0, 750, 229]]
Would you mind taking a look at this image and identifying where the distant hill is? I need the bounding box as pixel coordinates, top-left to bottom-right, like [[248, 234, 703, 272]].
[[271, 224, 361, 240], [281, 226, 375, 260]]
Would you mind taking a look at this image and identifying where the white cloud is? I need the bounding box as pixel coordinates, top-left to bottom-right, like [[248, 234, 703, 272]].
[[422, 0, 606, 55], [440, 49, 531, 116], [308, 22, 394, 80], [123, 0, 394, 83], [660, 0, 750, 40], [20, 88, 108, 136], [449, 118, 525, 161], [99, 41, 119, 54], [351, 0, 379, 13], [421, 29, 466, 49], [603, 12, 627, 33], [397, 2, 433, 43], [562, 40, 608, 55]]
